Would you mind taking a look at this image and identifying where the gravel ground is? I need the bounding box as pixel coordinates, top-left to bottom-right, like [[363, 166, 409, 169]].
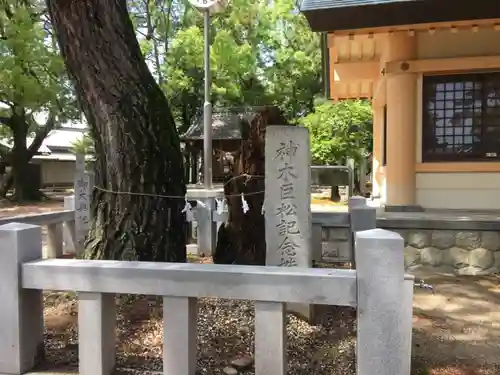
[[42, 292, 356, 375], [4, 201, 499, 375], [39, 262, 500, 375]]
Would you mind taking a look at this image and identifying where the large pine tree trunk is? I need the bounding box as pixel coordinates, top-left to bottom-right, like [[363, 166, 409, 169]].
[[47, 0, 186, 262], [213, 107, 287, 265]]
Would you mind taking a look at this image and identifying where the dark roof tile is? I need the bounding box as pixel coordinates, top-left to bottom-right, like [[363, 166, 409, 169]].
[[299, 0, 412, 12], [181, 108, 258, 141]]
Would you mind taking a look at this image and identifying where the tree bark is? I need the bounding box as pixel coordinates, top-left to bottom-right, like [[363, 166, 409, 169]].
[[213, 107, 287, 266], [47, 0, 186, 262], [330, 185, 341, 202], [11, 127, 40, 201]]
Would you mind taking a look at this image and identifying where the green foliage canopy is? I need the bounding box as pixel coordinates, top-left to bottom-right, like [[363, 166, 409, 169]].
[[300, 99, 372, 166], [0, 0, 77, 137]]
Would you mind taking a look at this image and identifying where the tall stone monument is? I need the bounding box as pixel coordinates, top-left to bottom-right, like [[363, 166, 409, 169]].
[[265, 125, 312, 319], [74, 154, 91, 253]]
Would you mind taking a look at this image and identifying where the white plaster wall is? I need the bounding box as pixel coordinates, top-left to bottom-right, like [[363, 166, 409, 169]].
[[417, 28, 500, 59], [416, 172, 500, 210], [39, 161, 75, 186]]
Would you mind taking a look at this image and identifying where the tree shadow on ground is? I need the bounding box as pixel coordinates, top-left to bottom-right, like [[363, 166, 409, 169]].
[[38, 269, 500, 375], [409, 269, 500, 375]]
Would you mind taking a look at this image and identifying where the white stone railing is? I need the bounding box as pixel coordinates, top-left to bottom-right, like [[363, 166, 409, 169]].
[[0, 222, 414, 375], [0, 193, 373, 262], [0, 209, 76, 258]]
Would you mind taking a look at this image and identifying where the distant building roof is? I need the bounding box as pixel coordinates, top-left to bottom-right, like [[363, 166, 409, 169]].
[[41, 127, 87, 150], [0, 127, 87, 162], [33, 152, 93, 162], [300, 0, 500, 32], [181, 108, 261, 141]]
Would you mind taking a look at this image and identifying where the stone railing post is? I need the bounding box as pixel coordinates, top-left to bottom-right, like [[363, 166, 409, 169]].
[[348, 196, 376, 267], [0, 223, 44, 375], [354, 228, 413, 375], [63, 196, 77, 254], [163, 296, 198, 375], [255, 301, 286, 375], [78, 292, 116, 375], [47, 222, 63, 258]]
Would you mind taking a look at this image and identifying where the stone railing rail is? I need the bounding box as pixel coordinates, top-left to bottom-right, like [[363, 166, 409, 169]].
[[0, 194, 373, 263], [1, 222, 413, 375], [0, 208, 76, 259]]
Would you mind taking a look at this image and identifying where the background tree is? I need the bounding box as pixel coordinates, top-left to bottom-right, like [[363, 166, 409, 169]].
[[47, 0, 187, 262], [128, 0, 322, 131], [263, 0, 322, 119], [301, 99, 372, 165], [300, 99, 372, 199], [127, 0, 325, 264], [70, 130, 94, 156], [0, 0, 77, 201]]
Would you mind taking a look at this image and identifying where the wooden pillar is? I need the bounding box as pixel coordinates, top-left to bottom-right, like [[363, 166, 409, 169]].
[[385, 32, 417, 206], [371, 104, 385, 199]]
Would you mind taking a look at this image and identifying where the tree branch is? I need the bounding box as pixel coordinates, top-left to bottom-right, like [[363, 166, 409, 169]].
[[0, 116, 11, 127], [27, 113, 56, 157]]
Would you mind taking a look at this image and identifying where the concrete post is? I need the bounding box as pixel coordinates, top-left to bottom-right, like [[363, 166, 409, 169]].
[[348, 196, 376, 267], [163, 296, 198, 375], [0, 223, 44, 375], [47, 222, 63, 258], [402, 274, 415, 375], [354, 228, 410, 375], [348, 195, 366, 210], [255, 301, 286, 375], [78, 292, 116, 375]]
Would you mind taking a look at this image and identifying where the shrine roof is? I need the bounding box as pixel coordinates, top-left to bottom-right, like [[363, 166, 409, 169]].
[[181, 108, 259, 141], [300, 0, 500, 32]]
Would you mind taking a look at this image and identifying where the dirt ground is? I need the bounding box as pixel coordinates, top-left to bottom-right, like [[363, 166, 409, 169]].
[[34, 265, 500, 375], [410, 267, 500, 375], [0, 199, 64, 218], [1, 201, 498, 375]]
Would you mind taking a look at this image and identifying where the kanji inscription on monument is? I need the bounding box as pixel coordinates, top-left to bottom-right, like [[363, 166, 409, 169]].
[[74, 154, 91, 251], [265, 126, 312, 267]]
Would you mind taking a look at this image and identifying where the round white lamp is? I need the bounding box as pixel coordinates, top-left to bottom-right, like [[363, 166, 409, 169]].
[[188, 0, 228, 14]]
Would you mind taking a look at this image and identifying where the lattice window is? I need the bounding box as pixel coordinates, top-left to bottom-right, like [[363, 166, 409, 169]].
[[422, 73, 500, 161]]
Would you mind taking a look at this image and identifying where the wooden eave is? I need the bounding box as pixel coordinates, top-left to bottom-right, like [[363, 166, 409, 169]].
[[300, 0, 500, 33]]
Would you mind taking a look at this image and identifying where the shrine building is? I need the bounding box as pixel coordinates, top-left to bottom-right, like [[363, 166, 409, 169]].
[[301, 0, 500, 210]]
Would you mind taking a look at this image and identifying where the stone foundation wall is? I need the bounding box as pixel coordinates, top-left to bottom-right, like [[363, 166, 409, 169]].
[[320, 227, 350, 262], [318, 226, 500, 275], [392, 229, 500, 275]]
